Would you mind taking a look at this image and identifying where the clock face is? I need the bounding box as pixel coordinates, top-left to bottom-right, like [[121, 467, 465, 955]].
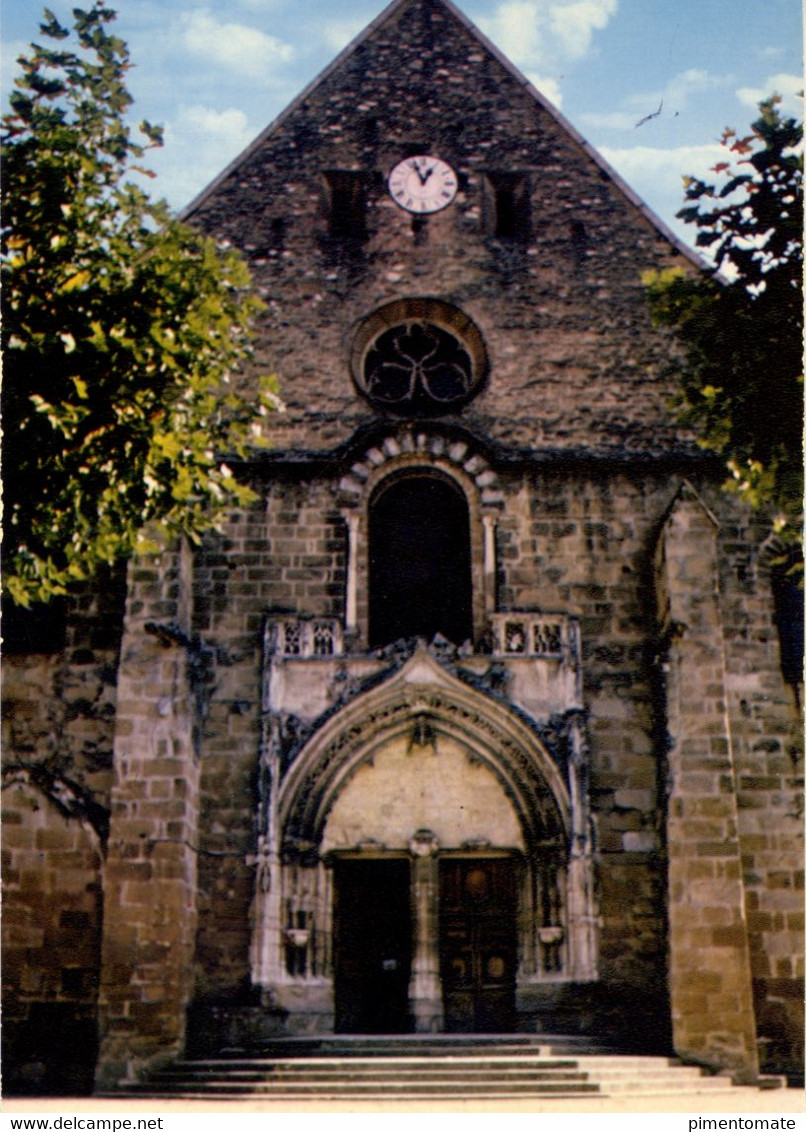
[[388, 155, 458, 214]]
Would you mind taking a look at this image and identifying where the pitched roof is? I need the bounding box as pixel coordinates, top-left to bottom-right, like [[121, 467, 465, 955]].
[[180, 0, 704, 270]]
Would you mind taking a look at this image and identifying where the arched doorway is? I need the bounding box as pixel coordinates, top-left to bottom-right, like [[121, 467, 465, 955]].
[[322, 727, 526, 1033], [368, 472, 472, 648], [254, 650, 597, 1035]]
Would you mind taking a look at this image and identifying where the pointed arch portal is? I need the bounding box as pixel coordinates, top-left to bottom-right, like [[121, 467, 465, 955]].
[[251, 650, 597, 1033], [277, 650, 570, 854]]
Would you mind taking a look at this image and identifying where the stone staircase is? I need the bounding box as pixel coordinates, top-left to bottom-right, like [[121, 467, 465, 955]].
[[106, 1036, 776, 1101]]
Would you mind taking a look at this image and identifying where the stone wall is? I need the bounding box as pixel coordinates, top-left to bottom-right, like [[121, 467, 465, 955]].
[[185, 465, 671, 1032], [2, 576, 124, 1096], [659, 486, 758, 1080], [3, 0, 802, 1089], [1, 782, 103, 1096], [720, 525, 804, 1078], [179, 459, 801, 1071], [186, 0, 698, 459], [95, 542, 201, 1089]]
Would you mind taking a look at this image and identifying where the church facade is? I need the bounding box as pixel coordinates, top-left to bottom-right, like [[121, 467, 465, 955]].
[[2, 0, 803, 1095]]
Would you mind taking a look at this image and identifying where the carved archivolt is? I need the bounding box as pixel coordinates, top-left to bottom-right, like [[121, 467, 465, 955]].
[[277, 649, 570, 857], [337, 428, 501, 509]]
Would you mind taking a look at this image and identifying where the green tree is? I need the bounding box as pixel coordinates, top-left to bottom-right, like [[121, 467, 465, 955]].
[[644, 97, 803, 544], [2, 3, 278, 607]]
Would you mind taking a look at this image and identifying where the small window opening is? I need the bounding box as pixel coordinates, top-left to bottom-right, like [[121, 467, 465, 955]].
[[359, 116, 379, 148], [325, 171, 367, 239], [269, 217, 287, 245], [411, 214, 428, 246], [569, 220, 588, 270], [486, 172, 531, 240]]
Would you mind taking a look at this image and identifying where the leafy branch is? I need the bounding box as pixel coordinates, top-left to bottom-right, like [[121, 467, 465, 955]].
[[2, 4, 280, 607], [644, 97, 803, 546]]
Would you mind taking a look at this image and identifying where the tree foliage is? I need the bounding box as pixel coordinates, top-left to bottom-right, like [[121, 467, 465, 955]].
[[644, 97, 803, 542], [2, 4, 278, 607]]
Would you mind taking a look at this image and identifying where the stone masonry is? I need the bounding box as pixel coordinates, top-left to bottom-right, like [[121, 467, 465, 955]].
[[2, 0, 802, 1095]]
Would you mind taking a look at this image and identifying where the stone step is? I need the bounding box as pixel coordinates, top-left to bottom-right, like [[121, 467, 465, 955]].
[[153, 1061, 710, 1083], [119, 1092, 606, 1102], [236, 1034, 633, 1049], [171, 1051, 682, 1064], [597, 1079, 738, 1095], [114, 1085, 744, 1102], [105, 1039, 780, 1101], [235, 1034, 633, 1058], [116, 1084, 604, 1099], [156, 1055, 702, 1076], [157, 1068, 589, 1080], [151, 1075, 592, 1090], [143, 1079, 733, 1095], [159, 1056, 582, 1073]]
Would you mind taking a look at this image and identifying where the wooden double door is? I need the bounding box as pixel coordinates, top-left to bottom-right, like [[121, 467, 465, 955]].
[[333, 856, 517, 1034], [439, 858, 518, 1032]]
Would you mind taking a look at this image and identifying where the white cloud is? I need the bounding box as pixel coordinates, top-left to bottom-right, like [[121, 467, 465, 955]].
[[622, 69, 728, 113], [735, 72, 803, 115], [147, 103, 258, 210], [655, 68, 727, 111], [579, 109, 636, 130], [525, 71, 564, 108], [320, 18, 368, 53], [180, 10, 294, 79], [581, 69, 729, 133], [598, 142, 726, 246], [480, 2, 545, 66], [547, 0, 617, 62], [178, 104, 252, 141], [478, 0, 617, 71], [599, 142, 724, 179], [757, 45, 786, 60]]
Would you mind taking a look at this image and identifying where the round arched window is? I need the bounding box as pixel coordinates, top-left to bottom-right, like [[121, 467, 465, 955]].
[[368, 471, 473, 649], [351, 299, 487, 417]]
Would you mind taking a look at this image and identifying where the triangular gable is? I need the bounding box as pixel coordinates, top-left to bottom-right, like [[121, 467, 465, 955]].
[[181, 0, 704, 271], [661, 478, 721, 531]]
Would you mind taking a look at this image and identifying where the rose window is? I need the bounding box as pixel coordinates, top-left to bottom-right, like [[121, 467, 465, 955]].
[[351, 300, 487, 418], [363, 322, 474, 415]]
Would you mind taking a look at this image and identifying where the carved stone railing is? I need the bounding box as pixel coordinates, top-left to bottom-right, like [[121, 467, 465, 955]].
[[253, 611, 594, 994], [266, 613, 578, 667], [265, 617, 344, 659], [490, 612, 580, 663]]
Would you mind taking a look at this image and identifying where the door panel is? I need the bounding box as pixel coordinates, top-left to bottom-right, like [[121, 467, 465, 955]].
[[439, 858, 517, 1033], [333, 858, 412, 1033]]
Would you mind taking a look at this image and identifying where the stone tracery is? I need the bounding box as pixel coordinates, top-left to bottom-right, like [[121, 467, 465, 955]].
[[250, 646, 598, 1019], [363, 321, 476, 414]]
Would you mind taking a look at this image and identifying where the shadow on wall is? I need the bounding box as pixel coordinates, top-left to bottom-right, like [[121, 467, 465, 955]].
[[2, 1005, 99, 1096]]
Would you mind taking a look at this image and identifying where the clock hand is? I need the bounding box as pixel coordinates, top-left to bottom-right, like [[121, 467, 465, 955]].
[[409, 158, 425, 184], [410, 158, 434, 186]]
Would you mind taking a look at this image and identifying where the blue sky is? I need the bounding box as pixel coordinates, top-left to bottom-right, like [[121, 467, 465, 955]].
[[2, 0, 802, 247]]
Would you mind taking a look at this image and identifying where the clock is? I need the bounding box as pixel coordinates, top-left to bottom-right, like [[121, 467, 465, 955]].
[[388, 155, 458, 214]]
